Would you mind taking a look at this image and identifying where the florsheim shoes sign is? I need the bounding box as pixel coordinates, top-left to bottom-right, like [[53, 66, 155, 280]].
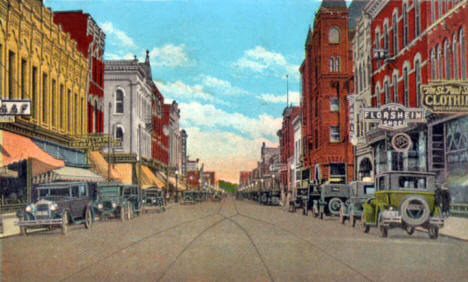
[[0, 99, 31, 122], [361, 103, 426, 130], [420, 81, 468, 113]]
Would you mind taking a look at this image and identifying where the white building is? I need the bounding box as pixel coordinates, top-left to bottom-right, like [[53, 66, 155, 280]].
[[292, 114, 302, 192], [103, 52, 154, 160]]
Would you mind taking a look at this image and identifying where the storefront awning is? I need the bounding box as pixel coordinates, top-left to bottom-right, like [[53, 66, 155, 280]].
[[33, 166, 105, 184], [139, 165, 165, 189], [1, 130, 65, 173], [167, 176, 187, 191], [112, 163, 133, 185], [88, 151, 122, 181]]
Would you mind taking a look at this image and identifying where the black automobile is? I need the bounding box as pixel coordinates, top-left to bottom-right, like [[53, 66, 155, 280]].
[[16, 182, 95, 235], [289, 186, 309, 215], [143, 187, 166, 212], [93, 183, 131, 221]]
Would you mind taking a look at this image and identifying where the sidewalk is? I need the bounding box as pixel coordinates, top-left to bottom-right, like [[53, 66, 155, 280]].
[[0, 213, 20, 238], [439, 216, 468, 241]]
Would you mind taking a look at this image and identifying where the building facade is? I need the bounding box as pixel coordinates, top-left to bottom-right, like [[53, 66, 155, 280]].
[[103, 52, 153, 160], [151, 85, 168, 165], [180, 129, 187, 176], [53, 11, 106, 134], [292, 114, 302, 191], [163, 101, 182, 173], [301, 0, 354, 184]]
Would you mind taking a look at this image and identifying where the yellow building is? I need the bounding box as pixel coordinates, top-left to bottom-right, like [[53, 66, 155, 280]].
[[0, 0, 88, 140]]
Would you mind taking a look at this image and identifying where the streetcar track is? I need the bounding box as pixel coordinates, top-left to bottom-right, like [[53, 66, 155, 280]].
[[59, 203, 224, 282], [235, 209, 375, 282]]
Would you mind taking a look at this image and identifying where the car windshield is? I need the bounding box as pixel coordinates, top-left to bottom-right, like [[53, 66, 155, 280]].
[[40, 188, 70, 198], [98, 186, 121, 196], [398, 176, 426, 189]]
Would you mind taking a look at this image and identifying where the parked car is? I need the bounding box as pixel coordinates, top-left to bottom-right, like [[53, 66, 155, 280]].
[[360, 171, 444, 239], [143, 187, 166, 212], [317, 183, 351, 219], [123, 185, 143, 216], [339, 181, 375, 227], [289, 186, 309, 215], [93, 183, 132, 221], [16, 182, 95, 235], [182, 191, 195, 204]]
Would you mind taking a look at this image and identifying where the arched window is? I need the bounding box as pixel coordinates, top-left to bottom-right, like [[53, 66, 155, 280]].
[[376, 85, 381, 105], [393, 73, 398, 103], [384, 22, 389, 50], [439, 0, 442, 18], [115, 89, 124, 113], [358, 65, 362, 92], [403, 3, 409, 47], [415, 59, 421, 106], [329, 57, 334, 72], [384, 79, 390, 104], [460, 28, 466, 79], [415, 0, 421, 36], [403, 66, 409, 106], [444, 39, 451, 79], [431, 0, 435, 22], [437, 44, 442, 79], [115, 125, 124, 141], [392, 13, 398, 54], [336, 57, 340, 72], [453, 33, 459, 79], [329, 26, 340, 44], [444, 0, 448, 12], [94, 101, 98, 133], [431, 48, 437, 79]]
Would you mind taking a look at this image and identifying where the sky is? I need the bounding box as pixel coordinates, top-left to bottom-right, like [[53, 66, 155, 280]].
[[44, 0, 326, 183]]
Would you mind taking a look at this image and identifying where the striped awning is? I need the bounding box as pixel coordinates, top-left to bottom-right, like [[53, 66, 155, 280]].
[[139, 165, 165, 189], [33, 166, 105, 184]]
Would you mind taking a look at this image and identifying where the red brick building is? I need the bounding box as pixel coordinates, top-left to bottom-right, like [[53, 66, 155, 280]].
[[187, 170, 200, 187], [300, 0, 354, 184], [152, 87, 169, 165], [239, 171, 251, 186], [53, 11, 105, 133], [201, 171, 216, 187], [277, 106, 301, 191]]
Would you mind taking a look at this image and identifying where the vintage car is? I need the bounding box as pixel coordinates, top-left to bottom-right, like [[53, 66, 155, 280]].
[[339, 181, 375, 227], [182, 190, 195, 204], [270, 190, 281, 206], [308, 183, 322, 217], [94, 184, 143, 220], [360, 171, 444, 239], [16, 182, 95, 235], [317, 183, 351, 219], [142, 187, 166, 212], [289, 186, 309, 215]]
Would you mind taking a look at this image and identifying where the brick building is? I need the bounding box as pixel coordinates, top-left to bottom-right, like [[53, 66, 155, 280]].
[[300, 0, 354, 184], [53, 11, 105, 133], [239, 171, 251, 187], [152, 86, 168, 165]]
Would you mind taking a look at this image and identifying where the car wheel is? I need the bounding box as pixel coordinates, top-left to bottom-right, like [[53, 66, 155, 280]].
[[350, 213, 356, 228], [377, 213, 388, 238], [339, 207, 345, 224], [84, 207, 93, 229], [360, 213, 369, 233], [428, 225, 439, 239], [328, 197, 343, 216], [405, 225, 415, 235], [61, 211, 68, 235], [120, 206, 126, 222]]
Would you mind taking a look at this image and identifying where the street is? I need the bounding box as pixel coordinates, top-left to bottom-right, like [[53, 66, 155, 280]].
[[2, 197, 468, 282]]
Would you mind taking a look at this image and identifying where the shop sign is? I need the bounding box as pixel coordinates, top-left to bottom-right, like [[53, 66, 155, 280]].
[[71, 134, 121, 149], [362, 103, 426, 130], [0, 99, 31, 122], [420, 82, 468, 113], [391, 133, 412, 153]]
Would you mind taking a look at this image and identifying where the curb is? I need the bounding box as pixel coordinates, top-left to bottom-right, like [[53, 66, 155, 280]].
[[415, 227, 468, 242]]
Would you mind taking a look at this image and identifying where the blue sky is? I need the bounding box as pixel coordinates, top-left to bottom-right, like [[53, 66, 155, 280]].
[[44, 0, 325, 182]]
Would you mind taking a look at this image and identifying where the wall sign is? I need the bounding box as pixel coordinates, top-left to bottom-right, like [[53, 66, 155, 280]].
[[0, 99, 31, 122], [362, 103, 426, 130], [391, 133, 412, 153], [420, 82, 468, 113], [71, 134, 122, 150]]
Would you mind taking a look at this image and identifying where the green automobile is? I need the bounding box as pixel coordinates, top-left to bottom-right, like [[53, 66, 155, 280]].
[[360, 171, 444, 239], [93, 183, 132, 221]]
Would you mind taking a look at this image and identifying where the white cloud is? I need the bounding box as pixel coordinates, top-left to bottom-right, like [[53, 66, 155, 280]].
[[233, 46, 300, 80], [104, 52, 135, 60], [185, 127, 278, 182], [149, 44, 190, 67], [200, 75, 249, 96], [100, 22, 137, 49], [155, 80, 229, 105], [259, 91, 300, 105], [179, 102, 282, 139]]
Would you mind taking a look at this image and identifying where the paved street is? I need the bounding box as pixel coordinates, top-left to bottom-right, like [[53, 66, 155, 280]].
[[2, 197, 468, 282]]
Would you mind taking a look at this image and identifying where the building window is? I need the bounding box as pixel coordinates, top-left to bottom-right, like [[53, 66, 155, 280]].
[[376, 30, 381, 67], [393, 73, 398, 103], [329, 163, 346, 184], [330, 97, 339, 112], [329, 57, 334, 72], [403, 3, 409, 47], [384, 80, 390, 104], [329, 26, 340, 44], [115, 125, 124, 141], [453, 34, 459, 79], [415, 60, 421, 106], [21, 59, 27, 99], [315, 97, 318, 117], [392, 13, 398, 55], [376, 86, 381, 105], [314, 128, 318, 149], [415, 0, 421, 36], [42, 73, 48, 123], [403, 66, 409, 106], [431, 0, 435, 22], [60, 84, 64, 129], [115, 89, 124, 113], [68, 90, 72, 132], [431, 48, 437, 79], [444, 39, 451, 79], [335, 57, 340, 72], [94, 101, 98, 133], [330, 126, 340, 142], [461, 28, 466, 79], [8, 51, 15, 99], [384, 23, 389, 50], [32, 67, 38, 119], [74, 94, 78, 135], [437, 44, 442, 79], [439, 0, 442, 18], [52, 79, 56, 127]]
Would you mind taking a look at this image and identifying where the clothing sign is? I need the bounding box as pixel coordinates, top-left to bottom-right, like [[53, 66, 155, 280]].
[[420, 82, 468, 113]]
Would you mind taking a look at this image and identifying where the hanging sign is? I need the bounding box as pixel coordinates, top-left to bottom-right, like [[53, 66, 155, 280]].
[[361, 103, 426, 130], [0, 99, 31, 122], [391, 133, 412, 153], [420, 82, 468, 113]]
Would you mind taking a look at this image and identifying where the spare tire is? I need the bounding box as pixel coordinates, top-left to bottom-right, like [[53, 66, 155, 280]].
[[328, 197, 343, 216], [400, 195, 430, 226]]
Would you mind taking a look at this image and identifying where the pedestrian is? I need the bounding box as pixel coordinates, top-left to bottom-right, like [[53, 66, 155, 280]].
[[441, 182, 451, 217]]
